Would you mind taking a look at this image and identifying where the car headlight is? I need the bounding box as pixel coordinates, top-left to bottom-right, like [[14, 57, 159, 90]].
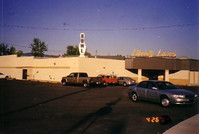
[[194, 94, 198, 98], [171, 95, 185, 99]]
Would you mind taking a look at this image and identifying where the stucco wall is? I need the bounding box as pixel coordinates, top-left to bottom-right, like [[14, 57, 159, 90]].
[[169, 70, 199, 86], [0, 55, 34, 79], [0, 55, 198, 85], [31, 57, 79, 81], [78, 57, 137, 78], [0, 55, 137, 82], [170, 70, 189, 79]]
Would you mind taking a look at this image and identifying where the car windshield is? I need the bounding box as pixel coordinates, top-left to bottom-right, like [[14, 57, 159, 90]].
[[155, 82, 178, 90]]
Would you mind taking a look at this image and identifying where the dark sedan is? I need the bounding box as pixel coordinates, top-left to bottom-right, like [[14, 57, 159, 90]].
[[128, 80, 198, 107]]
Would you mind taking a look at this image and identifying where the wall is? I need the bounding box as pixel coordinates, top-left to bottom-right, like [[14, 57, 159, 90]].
[[0, 55, 198, 86], [0, 55, 137, 82], [31, 57, 79, 81], [0, 55, 34, 79], [189, 71, 199, 86], [169, 70, 190, 86], [78, 57, 137, 78]]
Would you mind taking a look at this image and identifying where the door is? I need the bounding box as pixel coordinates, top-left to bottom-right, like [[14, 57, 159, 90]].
[[22, 69, 27, 79], [146, 82, 159, 101], [72, 73, 78, 84], [136, 81, 148, 99]]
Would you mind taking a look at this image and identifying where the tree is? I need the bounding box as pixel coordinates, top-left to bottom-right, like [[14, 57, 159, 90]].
[[9, 46, 16, 54], [85, 52, 91, 57], [65, 45, 79, 56], [17, 50, 23, 57], [30, 38, 47, 57], [0, 43, 16, 56], [0, 43, 9, 55], [64, 45, 92, 57]]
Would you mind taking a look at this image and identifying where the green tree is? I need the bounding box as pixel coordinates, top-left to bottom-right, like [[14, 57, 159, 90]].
[[64, 45, 92, 57], [9, 46, 16, 54], [17, 50, 23, 57], [30, 38, 47, 57], [0, 43, 16, 56], [65, 45, 79, 56], [0, 43, 9, 55], [85, 51, 91, 57]]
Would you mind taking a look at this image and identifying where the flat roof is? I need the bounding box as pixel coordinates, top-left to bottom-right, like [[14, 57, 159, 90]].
[[125, 57, 199, 71]]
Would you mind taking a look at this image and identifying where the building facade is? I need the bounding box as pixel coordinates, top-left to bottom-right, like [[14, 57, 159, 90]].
[[0, 55, 198, 86]]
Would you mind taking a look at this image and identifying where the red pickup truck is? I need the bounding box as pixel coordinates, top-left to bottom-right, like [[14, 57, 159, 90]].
[[98, 74, 118, 86]]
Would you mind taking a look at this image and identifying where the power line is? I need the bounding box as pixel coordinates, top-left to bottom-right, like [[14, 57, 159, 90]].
[[1, 23, 199, 31], [0, 42, 66, 53]]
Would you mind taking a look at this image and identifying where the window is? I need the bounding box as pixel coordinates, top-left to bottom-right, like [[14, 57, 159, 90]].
[[68, 73, 75, 77], [137, 81, 148, 88], [156, 82, 178, 90], [74, 73, 78, 77], [79, 73, 88, 77], [147, 82, 156, 89]]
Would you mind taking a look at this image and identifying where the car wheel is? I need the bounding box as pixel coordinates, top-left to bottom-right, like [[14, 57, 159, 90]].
[[123, 82, 127, 87], [102, 81, 107, 86], [83, 82, 88, 88], [61, 80, 67, 86], [131, 93, 138, 102], [161, 98, 170, 107], [5, 76, 9, 80]]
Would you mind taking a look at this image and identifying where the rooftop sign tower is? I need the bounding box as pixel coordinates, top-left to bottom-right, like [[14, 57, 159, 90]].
[[79, 33, 86, 57]]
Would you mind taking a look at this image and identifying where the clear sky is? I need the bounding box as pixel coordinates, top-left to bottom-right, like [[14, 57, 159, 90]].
[[0, 0, 199, 59]]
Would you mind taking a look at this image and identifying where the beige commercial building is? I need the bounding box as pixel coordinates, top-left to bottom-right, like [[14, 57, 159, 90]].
[[0, 55, 199, 86]]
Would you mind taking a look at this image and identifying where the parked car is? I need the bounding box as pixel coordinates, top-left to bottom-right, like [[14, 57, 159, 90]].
[[0, 73, 11, 80], [118, 77, 136, 86], [61, 72, 102, 88], [128, 80, 198, 107], [98, 74, 118, 86]]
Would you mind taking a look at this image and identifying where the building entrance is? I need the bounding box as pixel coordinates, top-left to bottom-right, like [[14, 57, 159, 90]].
[[142, 70, 164, 80], [22, 69, 27, 79]]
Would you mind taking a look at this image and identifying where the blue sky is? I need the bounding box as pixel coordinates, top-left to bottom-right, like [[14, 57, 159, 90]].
[[0, 0, 199, 58]]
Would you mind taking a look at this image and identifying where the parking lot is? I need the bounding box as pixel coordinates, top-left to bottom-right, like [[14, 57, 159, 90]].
[[0, 79, 198, 134]]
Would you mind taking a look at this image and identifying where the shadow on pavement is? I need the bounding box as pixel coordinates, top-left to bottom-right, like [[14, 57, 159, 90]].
[[0, 89, 89, 117], [65, 97, 122, 133]]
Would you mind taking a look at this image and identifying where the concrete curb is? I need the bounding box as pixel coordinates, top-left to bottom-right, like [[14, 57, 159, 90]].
[[163, 114, 199, 134]]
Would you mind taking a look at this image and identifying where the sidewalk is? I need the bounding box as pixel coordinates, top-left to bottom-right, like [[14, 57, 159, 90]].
[[163, 114, 199, 134]]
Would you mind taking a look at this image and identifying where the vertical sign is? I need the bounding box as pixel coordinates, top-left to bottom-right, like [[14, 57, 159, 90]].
[[79, 33, 86, 57]]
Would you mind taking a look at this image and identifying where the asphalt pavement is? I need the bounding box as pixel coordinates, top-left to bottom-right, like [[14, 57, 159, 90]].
[[0, 79, 198, 134]]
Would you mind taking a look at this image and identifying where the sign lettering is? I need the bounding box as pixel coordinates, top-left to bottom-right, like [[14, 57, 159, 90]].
[[131, 49, 176, 58]]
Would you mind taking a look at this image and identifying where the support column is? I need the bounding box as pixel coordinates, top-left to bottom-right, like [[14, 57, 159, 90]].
[[165, 69, 169, 81], [138, 69, 142, 83]]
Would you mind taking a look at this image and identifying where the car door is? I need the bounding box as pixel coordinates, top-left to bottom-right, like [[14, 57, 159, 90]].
[[72, 73, 78, 84], [78, 73, 87, 84], [66, 73, 73, 83], [67, 73, 76, 83], [136, 81, 148, 99], [146, 82, 159, 101]]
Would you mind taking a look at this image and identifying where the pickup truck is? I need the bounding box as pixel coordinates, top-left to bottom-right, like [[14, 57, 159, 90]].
[[61, 72, 103, 87], [98, 74, 118, 85]]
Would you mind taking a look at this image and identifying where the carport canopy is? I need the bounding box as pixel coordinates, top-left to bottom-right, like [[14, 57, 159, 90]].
[[125, 57, 199, 71], [125, 57, 199, 80]]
